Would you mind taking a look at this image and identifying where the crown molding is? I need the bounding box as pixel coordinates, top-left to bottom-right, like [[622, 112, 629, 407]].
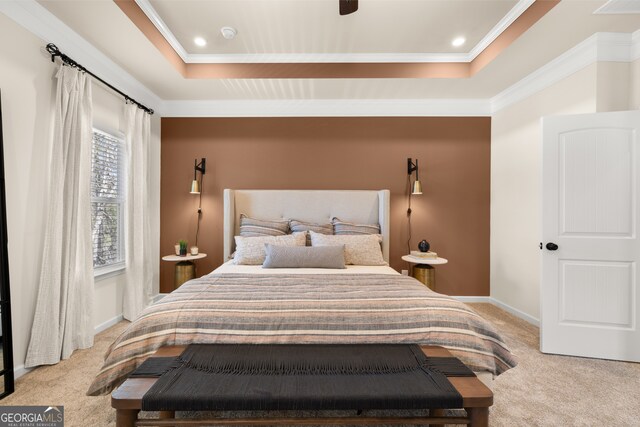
[[134, 0, 533, 64], [490, 31, 639, 113], [184, 52, 472, 64], [595, 31, 637, 61], [632, 29, 640, 61], [491, 34, 597, 112], [0, 0, 163, 114], [594, 0, 640, 14], [468, 0, 536, 59], [134, 0, 188, 62], [161, 99, 491, 118]]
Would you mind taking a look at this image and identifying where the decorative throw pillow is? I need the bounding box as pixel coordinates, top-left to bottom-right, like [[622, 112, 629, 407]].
[[332, 217, 380, 235], [239, 214, 289, 237], [290, 219, 333, 246], [262, 244, 346, 269], [309, 231, 386, 266], [234, 232, 306, 265]]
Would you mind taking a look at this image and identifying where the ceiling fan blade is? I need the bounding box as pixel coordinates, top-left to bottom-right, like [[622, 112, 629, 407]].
[[340, 0, 358, 15]]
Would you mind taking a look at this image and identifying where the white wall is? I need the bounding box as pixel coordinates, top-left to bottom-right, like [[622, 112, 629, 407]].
[[0, 13, 160, 376], [631, 59, 640, 110], [490, 64, 598, 319], [596, 62, 630, 112], [490, 59, 638, 320]]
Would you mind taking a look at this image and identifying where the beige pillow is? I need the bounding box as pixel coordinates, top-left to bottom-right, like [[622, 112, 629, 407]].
[[290, 219, 333, 246], [309, 231, 386, 266], [239, 214, 289, 237], [332, 217, 380, 235], [234, 232, 306, 265]]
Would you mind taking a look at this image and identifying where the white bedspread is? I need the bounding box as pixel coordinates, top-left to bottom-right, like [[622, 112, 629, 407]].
[[211, 260, 400, 276]]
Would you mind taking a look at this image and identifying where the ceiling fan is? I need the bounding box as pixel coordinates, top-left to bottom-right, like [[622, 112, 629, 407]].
[[340, 0, 358, 15]]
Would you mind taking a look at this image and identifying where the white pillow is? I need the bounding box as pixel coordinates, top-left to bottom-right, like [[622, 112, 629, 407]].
[[309, 231, 387, 266], [234, 232, 306, 265]]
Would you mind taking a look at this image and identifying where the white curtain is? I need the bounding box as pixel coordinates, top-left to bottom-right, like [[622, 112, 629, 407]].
[[25, 66, 95, 367], [122, 103, 152, 320]]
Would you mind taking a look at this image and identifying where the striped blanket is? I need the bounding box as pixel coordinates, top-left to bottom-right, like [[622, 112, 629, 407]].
[[87, 273, 517, 395]]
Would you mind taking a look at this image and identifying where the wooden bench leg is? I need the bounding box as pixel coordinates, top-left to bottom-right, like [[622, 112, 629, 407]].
[[429, 408, 445, 427], [466, 407, 488, 427], [159, 411, 176, 427], [116, 409, 139, 427]]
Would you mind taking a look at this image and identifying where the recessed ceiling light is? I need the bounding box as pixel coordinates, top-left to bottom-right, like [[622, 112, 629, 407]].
[[221, 27, 237, 40], [452, 37, 466, 47], [194, 37, 207, 47]]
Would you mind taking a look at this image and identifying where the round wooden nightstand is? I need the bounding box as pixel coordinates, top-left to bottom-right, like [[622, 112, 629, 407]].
[[162, 253, 207, 289], [401, 255, 448, 291]]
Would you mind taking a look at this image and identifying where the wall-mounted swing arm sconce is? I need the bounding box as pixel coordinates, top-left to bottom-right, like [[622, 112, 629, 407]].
[[406, 157, 422, 254], [190, 158, 206, 194], [190, 158, 206, 248], [407, 158, 423, 195]]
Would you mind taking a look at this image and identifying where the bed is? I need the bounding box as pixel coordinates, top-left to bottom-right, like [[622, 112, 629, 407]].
[[88, 189, 516, 396]]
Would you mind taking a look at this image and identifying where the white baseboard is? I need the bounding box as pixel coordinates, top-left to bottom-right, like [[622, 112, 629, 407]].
[[453, 296, 492, 303], [14, 364, 32, 380], [452, 296, 540, 327], [489, 297, 540, 327], [94, 314, 124, 334], [92, 295, 168, 335]]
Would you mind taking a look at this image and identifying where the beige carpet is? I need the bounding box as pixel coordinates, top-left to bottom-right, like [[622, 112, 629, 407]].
[[3, 303, 640, 426]]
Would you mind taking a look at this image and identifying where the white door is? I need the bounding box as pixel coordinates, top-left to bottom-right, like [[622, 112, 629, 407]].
[[541, 110, 640, 361]]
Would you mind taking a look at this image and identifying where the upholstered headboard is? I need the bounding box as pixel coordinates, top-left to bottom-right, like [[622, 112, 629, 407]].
[[223, 189, 391, 263]]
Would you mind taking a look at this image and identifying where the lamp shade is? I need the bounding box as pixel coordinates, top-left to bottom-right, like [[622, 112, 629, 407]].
[[190, 179, 200, 194], [411, 180, 423, 195]]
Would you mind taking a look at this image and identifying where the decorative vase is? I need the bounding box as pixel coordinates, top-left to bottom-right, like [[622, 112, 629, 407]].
[[174, 244, 180, 256], [179, 241, 188, 256], [418, 240, 430, 252], [190, 246, 199, 255]]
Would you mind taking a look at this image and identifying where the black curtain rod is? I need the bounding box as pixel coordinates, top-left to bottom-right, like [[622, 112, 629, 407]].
[[45, 43, 154, 115]]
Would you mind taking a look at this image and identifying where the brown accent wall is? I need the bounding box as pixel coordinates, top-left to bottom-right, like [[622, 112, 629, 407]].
[[161, 117, 490, 295]]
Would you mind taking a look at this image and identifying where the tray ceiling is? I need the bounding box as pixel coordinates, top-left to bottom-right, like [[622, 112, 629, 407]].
[[32, 0, 640, 101], [144, 0, 520, 57]]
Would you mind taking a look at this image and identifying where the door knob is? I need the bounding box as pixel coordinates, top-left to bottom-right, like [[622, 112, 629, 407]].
[[545, 242, 559, 251]]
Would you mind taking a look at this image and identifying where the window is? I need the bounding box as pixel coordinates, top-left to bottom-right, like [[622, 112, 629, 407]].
[[91, 129, 125, 274]]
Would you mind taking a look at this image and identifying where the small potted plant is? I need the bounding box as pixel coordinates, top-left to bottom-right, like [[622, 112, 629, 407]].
[[178, 240, 188, 256]]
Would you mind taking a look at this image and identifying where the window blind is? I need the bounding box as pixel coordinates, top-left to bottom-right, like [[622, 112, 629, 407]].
[[91, 131, 124, 269]]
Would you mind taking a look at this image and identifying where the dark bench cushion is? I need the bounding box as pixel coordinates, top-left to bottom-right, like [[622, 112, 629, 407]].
[[138, 344, 468, 412]]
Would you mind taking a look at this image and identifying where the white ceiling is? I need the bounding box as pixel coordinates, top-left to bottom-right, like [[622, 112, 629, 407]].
[[146, 0, 518, 55], [35, 0, 640, 101]]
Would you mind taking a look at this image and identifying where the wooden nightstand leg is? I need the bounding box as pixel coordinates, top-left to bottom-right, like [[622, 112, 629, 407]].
[[116, 409, 139, 427], [466, 407, 489, 427]]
